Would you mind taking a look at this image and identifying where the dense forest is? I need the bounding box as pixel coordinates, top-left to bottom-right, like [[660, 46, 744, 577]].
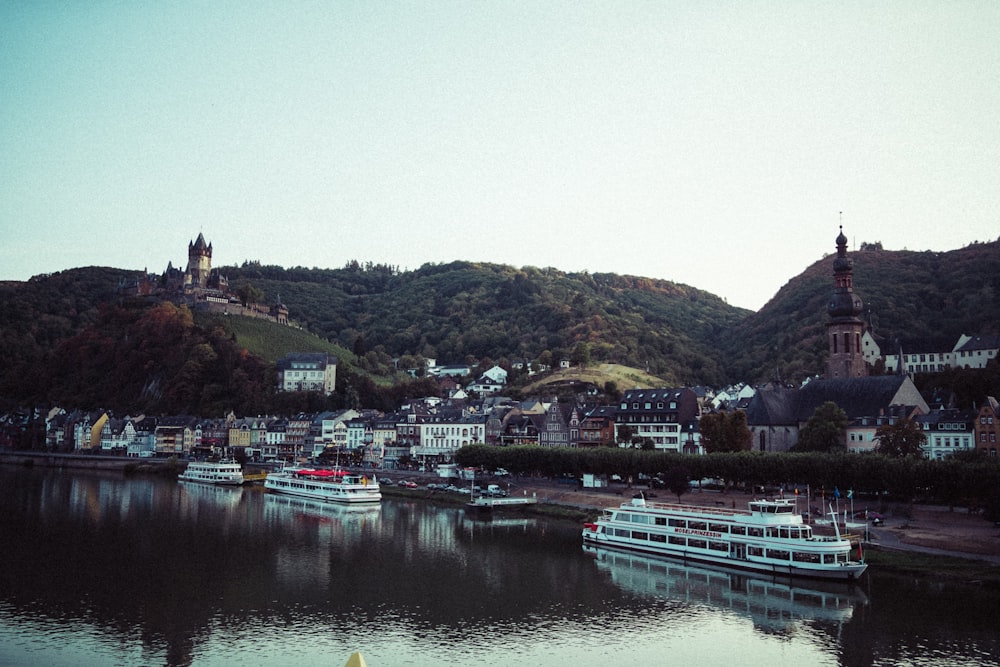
[[1, 239, 999, 414]]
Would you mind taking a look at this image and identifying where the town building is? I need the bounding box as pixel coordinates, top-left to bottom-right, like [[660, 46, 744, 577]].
[[615, 387, 700, 452], [914, 409, 977, 460], [974, 398, 999, 457], [276, 353, 338, 395]]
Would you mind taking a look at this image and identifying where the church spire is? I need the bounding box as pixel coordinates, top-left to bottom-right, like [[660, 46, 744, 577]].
[[825, 225, 868, 378]]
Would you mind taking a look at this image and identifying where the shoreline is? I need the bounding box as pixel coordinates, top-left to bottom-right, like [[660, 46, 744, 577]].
[[6, 453, 1000, 583]]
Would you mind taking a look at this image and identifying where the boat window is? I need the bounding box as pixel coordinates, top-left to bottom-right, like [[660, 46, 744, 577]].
[[776, 504, 793, 513], [613, 528, 630, 538], [709, 523, 728, 533], [688, 521, 707, 531], [654, 517, 666, 526], [649, 533, 666, 543], [793, 552, 820, 563], [668, 519, 685, 528], [688, 539, 706, 549], [767, 549, 790, 561], [709, 541, 728, 552], [747, 546, 764, 557], [631, 531, 648, 541], [748, 528, 763, 537], [668, 536, 685, 546], [630, 514, 650, 524], [730, 526, 746, 535]]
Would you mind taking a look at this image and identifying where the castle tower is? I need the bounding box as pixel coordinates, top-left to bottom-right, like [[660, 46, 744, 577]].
[[825, 226, 867, 378], [186, 233, 212, 288]]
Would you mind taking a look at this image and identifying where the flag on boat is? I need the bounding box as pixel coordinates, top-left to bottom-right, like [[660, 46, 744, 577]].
[[834, 487, 841, 498], [847, 488, 853, 499]]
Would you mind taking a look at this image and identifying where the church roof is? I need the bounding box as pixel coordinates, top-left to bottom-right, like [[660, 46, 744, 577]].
[[746, 375, 928, 426]]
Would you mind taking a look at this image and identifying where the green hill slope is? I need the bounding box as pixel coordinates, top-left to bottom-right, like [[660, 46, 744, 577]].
[[194, 313, 353, 365]]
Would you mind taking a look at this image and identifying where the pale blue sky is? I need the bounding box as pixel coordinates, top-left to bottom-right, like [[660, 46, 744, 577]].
[[2, 1, 998, 310]]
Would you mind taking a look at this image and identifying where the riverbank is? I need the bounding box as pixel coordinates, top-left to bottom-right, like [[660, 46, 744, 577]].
[[384, 474, 1000, 585], [8, 453, 1000, 583]]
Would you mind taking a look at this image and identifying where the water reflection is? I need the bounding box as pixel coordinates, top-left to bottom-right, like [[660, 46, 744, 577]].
[[1, 466, 999, 667], [584, 544, 866, 633]]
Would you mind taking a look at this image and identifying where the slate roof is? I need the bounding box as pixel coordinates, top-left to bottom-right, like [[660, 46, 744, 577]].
[[746, 376, 926, 426], [955, 335, 1000, 352]]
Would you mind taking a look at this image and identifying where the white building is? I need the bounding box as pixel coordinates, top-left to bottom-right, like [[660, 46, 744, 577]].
[[277, 353, 338, 395]]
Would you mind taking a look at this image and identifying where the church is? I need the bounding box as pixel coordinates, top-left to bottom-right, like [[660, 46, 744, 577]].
[[745, 228, 928, 452]]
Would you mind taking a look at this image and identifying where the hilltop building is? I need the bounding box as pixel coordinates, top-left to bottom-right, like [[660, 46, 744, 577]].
[[119, 233, 290, 325]]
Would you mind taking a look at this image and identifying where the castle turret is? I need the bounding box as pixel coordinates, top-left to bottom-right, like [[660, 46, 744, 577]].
[[186, 233, 213, 288], [825, 227, 867, 378]]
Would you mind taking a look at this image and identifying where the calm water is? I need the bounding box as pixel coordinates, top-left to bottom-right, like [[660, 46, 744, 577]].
[[0, 467, 997, 667]]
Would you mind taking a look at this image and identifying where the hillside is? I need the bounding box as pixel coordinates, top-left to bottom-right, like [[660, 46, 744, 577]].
[[193, 312, 353, 365], [519, 363, 668, 394], [721, 240, 1000, 382], [1, 239, 999, 412], [223, 261, 747, 386]]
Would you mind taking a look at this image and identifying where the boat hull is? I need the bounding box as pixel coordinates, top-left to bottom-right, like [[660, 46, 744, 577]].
[[582, 531, 866, 581], [177, 461, 245, 486], [264, 472, 381, 504], [583, 498, 868, 582]]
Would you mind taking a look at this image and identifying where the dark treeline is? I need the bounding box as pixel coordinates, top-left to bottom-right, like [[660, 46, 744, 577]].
[[456, 445, 1000, 518]]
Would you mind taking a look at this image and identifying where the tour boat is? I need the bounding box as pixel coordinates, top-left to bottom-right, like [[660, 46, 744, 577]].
[[264, 465, 381, 504], [582, 496, 867, 581], [177, 460, 245, 486]]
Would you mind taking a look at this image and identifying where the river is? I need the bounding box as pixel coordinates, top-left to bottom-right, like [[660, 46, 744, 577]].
[[0, 466, 997, 666]]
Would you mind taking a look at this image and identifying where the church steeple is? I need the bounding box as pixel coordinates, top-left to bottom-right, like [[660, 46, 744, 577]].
[[825, 225, 867, 378]]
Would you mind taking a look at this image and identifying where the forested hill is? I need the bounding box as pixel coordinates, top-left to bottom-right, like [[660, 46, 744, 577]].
[[2, 239, 999, 410], [721, 240, 1000, 382], [222, 261, 746, 387]]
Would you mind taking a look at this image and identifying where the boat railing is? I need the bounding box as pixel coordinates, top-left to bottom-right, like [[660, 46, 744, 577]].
[[633, 499, 751, 518]]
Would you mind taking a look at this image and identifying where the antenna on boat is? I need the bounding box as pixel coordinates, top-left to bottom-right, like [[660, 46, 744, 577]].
[[828, 503, 842, 541]]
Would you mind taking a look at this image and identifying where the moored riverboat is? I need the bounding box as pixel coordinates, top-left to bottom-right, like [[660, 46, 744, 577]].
[[177, 459, 245, 485], [582, 497, 867, 581], [264, 465, 381, 503]]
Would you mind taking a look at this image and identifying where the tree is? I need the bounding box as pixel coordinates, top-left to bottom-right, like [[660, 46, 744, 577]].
[[663, 465, 690, 502], [616, 424, 634, 447], [570, 342, 591, 368], [795, 402, 849, 452], [603, 381, 621, 402], [875, 418, 926, 458], [700, 411, 752, 453]]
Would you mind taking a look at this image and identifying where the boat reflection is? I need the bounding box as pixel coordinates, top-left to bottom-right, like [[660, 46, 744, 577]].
[[263, 492, 381, 524], [585, 544, 867, 632], [176, 477, 245, 508]]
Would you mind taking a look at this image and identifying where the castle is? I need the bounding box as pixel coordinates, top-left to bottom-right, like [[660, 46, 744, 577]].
[[119, 233, 289, 325]]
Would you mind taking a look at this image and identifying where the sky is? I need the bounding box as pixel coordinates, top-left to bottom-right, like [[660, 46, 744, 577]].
[[2, 2, 998, 311]]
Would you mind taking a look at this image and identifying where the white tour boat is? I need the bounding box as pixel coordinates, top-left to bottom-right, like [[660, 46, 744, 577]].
[[582, 497, 867, 581], [177, 460, 245, 486], [264, 465, 381, 504]]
